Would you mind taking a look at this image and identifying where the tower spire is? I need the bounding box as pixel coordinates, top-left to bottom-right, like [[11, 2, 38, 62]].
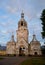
[[32, 34, 37, 41], [11, 32, 14, 42], [21, 10, 24, 18]]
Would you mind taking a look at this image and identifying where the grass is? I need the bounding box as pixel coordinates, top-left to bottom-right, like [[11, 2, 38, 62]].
[[20, 57, 45, 65], [0, 56, 5, 60], [0, 57, 4, 60]]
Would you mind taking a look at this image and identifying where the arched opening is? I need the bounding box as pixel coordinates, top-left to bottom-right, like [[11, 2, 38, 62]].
[[19, 47, 25, 56], [21, 21, 23, 26], [34, 52, 37, 55]]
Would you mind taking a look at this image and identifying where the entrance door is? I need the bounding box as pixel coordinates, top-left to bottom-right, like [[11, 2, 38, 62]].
[[19, 47, 25, 56], [34, 52, 37, 55]]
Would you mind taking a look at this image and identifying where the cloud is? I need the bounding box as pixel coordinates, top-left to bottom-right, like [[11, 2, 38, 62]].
[[0, 18, 16, 27], [0, 22, 6, 27], [0, 0, 45, 45], [0, 41, 6, 46], [0, 30, 8, 34], [6, 6, 17, 14], [0, 0, 45, 19], [0, 15, 8, 19]]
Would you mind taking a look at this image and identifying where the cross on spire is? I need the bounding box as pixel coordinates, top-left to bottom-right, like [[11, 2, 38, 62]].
[[32, 34, 37, 41], [21, 10, 24, 18], [11, 32, 14, 42]]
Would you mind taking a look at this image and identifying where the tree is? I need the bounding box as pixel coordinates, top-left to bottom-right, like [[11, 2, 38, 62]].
[[40, 9, 45, 55], [41, 44, 45, 56], [40, 9, 45, 39]]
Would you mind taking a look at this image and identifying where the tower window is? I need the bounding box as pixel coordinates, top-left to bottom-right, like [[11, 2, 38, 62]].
[[21, 21, 23, 26]]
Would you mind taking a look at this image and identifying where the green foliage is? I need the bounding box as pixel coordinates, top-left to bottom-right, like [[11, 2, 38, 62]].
[[41, 45, 45, 55], [20, 57, 45, 65], [0, 58, 4, 60], [40, 9, 45, 39]]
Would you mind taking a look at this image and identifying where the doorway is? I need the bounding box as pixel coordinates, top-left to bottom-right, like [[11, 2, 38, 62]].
[[19, 47, 25, 56], [34, 52, 37, 55]]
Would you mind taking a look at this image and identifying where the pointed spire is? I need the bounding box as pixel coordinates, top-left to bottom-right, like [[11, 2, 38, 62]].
[[11, 32, 14, 42], [21, 10, 24, 18], [32, 34, 37, 41]]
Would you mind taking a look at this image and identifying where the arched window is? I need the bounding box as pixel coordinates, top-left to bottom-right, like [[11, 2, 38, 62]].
[[21, 21, 23, 26]]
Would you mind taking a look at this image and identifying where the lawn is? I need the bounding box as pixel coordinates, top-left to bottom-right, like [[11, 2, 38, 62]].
[[0, 57, 4, 60], [0, 56, 4, 60], [20, 57, 45, 65]]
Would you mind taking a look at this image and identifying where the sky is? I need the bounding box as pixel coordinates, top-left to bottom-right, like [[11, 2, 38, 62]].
[[0, 0, 45, 46]]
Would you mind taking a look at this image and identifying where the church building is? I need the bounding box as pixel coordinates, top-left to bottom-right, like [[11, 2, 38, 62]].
[[6, 12, 42, 56]]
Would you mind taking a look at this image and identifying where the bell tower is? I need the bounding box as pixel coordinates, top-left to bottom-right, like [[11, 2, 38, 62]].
[[16, 11, 28, 55], [18, 11, 27, 29], [17, 11, 28, 42]]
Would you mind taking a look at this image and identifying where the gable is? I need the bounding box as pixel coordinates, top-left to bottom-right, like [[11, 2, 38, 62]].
[[17, 38, 28, 48]]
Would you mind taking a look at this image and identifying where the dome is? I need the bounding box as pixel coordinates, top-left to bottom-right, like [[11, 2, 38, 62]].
[[18, 11, 27, 28], [7, 34, 16, 46], [30, 34, 41, 45]]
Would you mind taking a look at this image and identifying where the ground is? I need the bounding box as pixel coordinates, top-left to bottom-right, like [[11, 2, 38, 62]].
[[20, 57, 45, 65], [0, 56, 28, 65], [0, 56, 45, 65]]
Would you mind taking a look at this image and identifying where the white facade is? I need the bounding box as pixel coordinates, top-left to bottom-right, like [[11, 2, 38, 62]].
[[6, 12, 42, 56], [16, 12, 28, 55], [30, 35, 42, 55], [6, 35, 16, 55]]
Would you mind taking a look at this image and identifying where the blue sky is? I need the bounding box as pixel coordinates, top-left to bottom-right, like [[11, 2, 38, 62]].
[[0, 0, 45, 46]]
